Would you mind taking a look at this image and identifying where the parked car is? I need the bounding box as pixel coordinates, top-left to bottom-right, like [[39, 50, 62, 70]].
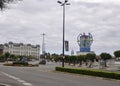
[[21, 57, 28, 62], [39, 60, 46, 65]]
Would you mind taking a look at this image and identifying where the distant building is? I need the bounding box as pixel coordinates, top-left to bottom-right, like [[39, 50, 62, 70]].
[[0, 45, 3, 55], [0, 42, 40, 58]]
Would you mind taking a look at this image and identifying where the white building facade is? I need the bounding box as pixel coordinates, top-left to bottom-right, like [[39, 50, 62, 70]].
[[1, 42, 40, 59]]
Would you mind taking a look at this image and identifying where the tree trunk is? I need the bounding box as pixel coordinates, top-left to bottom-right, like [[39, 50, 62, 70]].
[[79, 61, 82, 67], [69, 62, 70, 65], [73, 60, 75, 66], [89, 61, 92, 68], [85, 61, 88, 66], [104, 60, 107, 67]]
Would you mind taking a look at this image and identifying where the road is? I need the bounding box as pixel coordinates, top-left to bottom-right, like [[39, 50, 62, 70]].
[[0, 62, 120, 86]]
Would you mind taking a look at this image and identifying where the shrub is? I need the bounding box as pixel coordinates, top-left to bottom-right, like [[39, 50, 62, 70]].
[[55, 67, 120, 80], [13, 61, 28, 66]]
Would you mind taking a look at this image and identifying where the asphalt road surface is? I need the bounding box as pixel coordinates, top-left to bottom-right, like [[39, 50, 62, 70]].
[[0, 62, 120, 86]]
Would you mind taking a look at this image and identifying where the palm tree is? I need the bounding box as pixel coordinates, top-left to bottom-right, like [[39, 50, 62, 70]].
[[0, 0, 21, 10], [100, 52, 112, 67]]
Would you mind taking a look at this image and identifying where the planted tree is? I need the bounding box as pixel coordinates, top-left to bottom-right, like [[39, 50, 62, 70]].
[[114, 50, 120, 60], [0, 55, 5, 62], [83, 55, 88, 66], [4, 52, 10, 61], [10, 54, 16, 61], [77, 55, 84, 67], [100, 53, 112, 67], [52, 53, 61, 62], [86, 53, 96, 68], [45, 53, 51, 61], [0, 0, 21, 10], [71, 56, 77, 66], [64, 55, 69, 63], [67, 55, 72, 65]]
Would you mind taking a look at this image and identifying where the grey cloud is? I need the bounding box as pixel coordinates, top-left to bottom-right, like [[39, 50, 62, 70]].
[[0, 0, 120, 54]]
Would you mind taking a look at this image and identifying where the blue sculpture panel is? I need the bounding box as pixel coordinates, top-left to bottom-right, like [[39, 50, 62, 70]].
[[77, 33, 93, 52], [80, 48, 90, 52]]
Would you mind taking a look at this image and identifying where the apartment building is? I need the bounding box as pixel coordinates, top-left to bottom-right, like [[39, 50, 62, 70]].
[[0, 42, 40, 59]]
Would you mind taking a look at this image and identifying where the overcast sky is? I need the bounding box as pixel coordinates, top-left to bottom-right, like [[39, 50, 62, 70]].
[[0, 0, 120, 55]]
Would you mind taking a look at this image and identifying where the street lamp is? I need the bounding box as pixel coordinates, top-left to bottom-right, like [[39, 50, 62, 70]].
[[57, 0, 70, 67]]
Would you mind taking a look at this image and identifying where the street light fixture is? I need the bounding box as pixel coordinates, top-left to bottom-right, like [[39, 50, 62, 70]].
[[57, 1, 62, 4], [65, 0, 68, 3], [57, 0, 70, 67]]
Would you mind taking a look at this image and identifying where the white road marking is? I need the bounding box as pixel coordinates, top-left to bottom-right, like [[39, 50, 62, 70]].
[[1, 72, 33, 86], [23, 83, 33, 86], [0, 83, 11, 86], [18, 79, 26, 83]]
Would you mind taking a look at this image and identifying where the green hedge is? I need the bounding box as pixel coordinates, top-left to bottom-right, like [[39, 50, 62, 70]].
[[55, 67, 120, 80], [13, 61, 28, 66]]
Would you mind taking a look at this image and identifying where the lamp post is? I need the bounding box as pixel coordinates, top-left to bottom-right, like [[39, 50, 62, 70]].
[[57, 0, 70, 67]]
